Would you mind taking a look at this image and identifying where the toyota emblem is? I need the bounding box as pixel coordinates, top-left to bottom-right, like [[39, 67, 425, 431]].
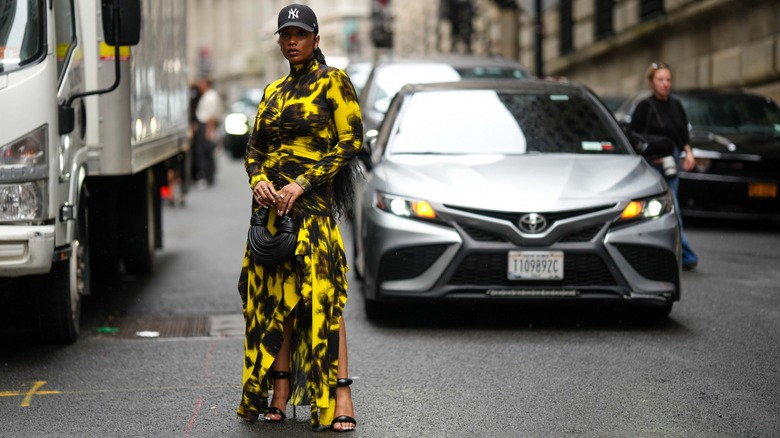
[[518, 213, 547, 233]]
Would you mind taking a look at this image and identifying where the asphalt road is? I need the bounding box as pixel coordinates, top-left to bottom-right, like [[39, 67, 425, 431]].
[[1, 152, 779, 437]]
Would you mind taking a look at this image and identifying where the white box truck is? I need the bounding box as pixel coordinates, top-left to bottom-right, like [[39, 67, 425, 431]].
[[0, 0, 189, 343]]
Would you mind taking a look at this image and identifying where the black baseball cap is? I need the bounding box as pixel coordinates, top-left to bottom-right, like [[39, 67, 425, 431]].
[[275, 4, 318, 34]]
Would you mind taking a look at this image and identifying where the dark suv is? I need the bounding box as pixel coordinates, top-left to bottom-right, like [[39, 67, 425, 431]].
[[617, 89, 780, 222]]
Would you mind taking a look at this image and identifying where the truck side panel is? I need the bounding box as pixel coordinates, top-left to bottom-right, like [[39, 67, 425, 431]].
[[85, 0, 188, 176]]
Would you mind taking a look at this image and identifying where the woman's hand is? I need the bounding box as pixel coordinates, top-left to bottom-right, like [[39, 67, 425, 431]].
[[253, 181, 278, 208], [275, 182, 305, 216], [682, 145, 695, 172]]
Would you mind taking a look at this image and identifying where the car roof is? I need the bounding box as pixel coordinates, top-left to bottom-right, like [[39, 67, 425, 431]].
[[372, 54, 530, 73], [396, 78, 591, 95], [673, 88, 777, 102]]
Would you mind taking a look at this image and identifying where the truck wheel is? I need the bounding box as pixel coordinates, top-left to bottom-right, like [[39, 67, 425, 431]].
[[35, 248, 81, 344], [36, 187, 91, 343], [120, 169, 156, 274]]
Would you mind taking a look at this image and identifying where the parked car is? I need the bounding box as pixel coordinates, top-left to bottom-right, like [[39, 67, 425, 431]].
[[617, 89, 780, 221], [344, 60, 373, 97], [599, 94, 629, 114], [358, 55, 531, 136], [352, 79, 680, 320], [223, 88, 264, 159]]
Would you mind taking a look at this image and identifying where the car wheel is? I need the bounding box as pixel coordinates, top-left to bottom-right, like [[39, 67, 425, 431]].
[[364, 297, 389, 321], [635, 303, 673, 320], [351, 238, 364, 281]]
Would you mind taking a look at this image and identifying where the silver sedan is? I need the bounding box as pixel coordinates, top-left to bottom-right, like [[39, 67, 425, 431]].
[[352, 80, 681, 320]]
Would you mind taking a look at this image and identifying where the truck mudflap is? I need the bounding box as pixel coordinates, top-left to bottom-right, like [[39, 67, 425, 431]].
[[0, 225, 55, 277]]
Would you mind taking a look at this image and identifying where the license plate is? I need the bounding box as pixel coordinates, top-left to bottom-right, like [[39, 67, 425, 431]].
[[507, 251, 564, 280], [748, 182, 777, 198]]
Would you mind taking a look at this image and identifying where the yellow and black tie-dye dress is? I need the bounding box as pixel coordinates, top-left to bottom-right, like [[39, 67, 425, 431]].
[[236, 58, 362, 429]]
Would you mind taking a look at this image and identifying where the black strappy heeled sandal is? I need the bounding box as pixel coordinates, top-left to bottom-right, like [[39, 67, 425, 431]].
[[264, 370, 295, 422], [329, 378, 357, 433]]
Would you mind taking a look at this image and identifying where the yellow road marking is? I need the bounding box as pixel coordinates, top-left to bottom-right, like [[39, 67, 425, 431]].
[[0, 381, 62, 407], [1, 383, 239, 407]]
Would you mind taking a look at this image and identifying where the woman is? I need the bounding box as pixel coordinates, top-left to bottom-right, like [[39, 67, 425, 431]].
[[236, 3, 362, 432], [629, 62, 699, 270]]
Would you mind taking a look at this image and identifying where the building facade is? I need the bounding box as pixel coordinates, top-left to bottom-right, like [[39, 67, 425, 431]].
[[186, 0, 373, 93], [387, 0, 780, 102], [186, 1, 780, 102], [540, 0, 780, 101]]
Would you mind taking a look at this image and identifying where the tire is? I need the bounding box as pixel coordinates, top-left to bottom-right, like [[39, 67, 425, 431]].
[[351, 238, 364, 281], [35, 192, 90, 344], [635, 303, 673, 320], [363, 297, 384, 321], [120, 169, 156, 275]]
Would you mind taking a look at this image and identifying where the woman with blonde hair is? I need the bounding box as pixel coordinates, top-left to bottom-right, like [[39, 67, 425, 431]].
[[630, 62, 699, 270]]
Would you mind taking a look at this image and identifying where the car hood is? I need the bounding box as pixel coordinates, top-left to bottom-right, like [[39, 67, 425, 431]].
[[691, 131, 780, 159], [378, 154, 665, 212]]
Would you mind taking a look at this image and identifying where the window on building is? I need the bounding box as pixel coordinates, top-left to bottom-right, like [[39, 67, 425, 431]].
[[640, 0, 664, 22], [595, 0, 614, 40], [560, 0, 573, 56]]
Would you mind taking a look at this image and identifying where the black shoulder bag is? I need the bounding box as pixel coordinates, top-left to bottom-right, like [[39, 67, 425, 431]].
[[247, 208, 298, 266]]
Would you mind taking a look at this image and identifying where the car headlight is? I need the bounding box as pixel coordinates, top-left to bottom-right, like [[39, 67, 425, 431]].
[[1, 125, 47, 169], [0, 126, 49, 222], [0, 181, 47, 222], [224, 113, 249, 136], [616, 192, 673, 224], [375, 192, 440, 222]]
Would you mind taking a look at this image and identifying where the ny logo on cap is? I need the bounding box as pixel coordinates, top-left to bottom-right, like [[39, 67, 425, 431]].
[[288, 8, 299, 19]]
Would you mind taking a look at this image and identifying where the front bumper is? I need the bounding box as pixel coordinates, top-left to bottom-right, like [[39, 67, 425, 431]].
[[680, 172, 780, 221], [0, 225, 55, 277], [362, 203, 680, 307]]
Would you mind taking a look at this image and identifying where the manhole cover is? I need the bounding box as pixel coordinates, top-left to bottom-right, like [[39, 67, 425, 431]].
[[98, 315, 208, 339], [96, 314, 244, 339]]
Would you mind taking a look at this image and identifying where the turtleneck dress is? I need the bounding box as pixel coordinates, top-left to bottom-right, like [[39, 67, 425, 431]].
[[236, 58, 363, 428]]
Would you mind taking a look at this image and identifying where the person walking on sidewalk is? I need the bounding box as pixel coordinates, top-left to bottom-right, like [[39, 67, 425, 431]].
[[630, 62, 699, 270], [194, 77, 222, 187]]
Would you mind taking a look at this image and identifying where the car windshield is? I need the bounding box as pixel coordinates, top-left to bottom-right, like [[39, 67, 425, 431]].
[[0, 0, 44, 74], [454, 66, 529, 80], [345, 62, 373, 96], [389, 89, 628, 155], [680, 94, 780, 136], [229, 89, 264, 116], [370, 63, 527, 114]]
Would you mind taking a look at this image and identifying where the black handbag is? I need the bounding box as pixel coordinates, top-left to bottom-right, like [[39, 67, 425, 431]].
[[247, 208, 298, 266]]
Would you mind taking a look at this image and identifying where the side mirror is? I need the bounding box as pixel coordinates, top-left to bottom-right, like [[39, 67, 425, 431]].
[[61, 0, 140, 135], [635, 134, 675, 161], [359, 129, 378, 171], [102, 0, 141, 46]]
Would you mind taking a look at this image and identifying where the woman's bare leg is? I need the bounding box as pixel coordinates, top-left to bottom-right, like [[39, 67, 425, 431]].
[[332, 317, 355, 431], [264, 315, 294, 421]]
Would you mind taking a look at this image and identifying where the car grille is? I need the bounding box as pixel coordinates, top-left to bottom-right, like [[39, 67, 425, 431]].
[[448, 252, 616, 286], [459, 224, 505, 242], [616, 244, 678, 282], [558, 223, 604, 242], [458, 222, 605, 243], [378, 244, 449, 282], [446, 204, 615, 223]]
